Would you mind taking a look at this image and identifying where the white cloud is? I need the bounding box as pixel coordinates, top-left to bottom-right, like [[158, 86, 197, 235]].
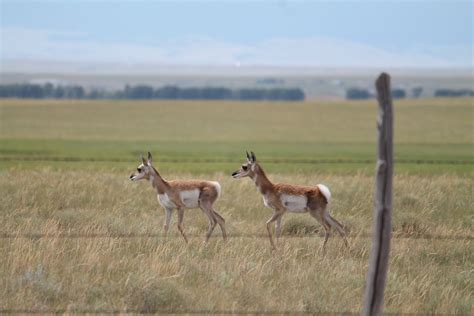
[[1, 27, 471, 68]]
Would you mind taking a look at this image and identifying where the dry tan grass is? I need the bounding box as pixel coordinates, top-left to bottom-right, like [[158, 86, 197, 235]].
[[0, 169, 472, 313]]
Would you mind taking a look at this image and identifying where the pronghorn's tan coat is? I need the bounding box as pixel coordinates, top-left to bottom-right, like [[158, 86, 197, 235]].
[[232, 151, 348, 250], [130, 152, 226, 243]]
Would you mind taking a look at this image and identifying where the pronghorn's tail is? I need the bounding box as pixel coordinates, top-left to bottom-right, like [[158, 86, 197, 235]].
[[317, 184, 331, 204], [208, 182, 225, 224], [210, 181, 222, 198], [325, 213, 349, 247]]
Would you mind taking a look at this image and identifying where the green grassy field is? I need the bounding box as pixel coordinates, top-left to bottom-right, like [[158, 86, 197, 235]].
[[0, 98, 472, 313], [0, 98, 472, 174]]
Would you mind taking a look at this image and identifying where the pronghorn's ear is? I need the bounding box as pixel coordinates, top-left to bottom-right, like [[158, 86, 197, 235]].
[[141, 154, 148, 166], [246, 151, 251, 162], [147, 152, 153, 165], [250, 151, 256, 163]]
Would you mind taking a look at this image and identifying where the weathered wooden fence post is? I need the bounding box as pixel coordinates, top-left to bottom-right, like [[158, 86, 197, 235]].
[[362, 72, 394, 316]]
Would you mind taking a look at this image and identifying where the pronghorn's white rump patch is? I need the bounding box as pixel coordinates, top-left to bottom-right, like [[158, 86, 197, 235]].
[[179, 189, 200, 208], [158, 193, 177, 209], [281, 194, 308, 212], [317, 184, 331, 203], [210, 181, 221, 198]]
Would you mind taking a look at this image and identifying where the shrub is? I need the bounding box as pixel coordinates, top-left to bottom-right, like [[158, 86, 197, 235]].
[[346, 88, 371, 100]]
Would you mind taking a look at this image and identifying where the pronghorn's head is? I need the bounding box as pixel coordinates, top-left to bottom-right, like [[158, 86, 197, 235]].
[[232, 151, 257, 179], [129, 152, 154, 182]]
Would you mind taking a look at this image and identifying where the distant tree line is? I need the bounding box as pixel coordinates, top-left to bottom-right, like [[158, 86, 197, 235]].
[[345, 88, 408, 100], [0, 83, 305, 101], [0, 83, 86, 99], [434, 89, 474, 97], [345, 88, 371, 100], [346, 86, 474, 100]]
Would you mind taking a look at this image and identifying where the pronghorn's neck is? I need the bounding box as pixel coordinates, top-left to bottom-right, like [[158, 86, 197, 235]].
[[149, 166, 169, 194], [251, 163, 274, 195]]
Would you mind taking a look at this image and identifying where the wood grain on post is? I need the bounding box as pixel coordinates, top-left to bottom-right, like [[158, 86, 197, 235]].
[[362, 73, 393, 316]]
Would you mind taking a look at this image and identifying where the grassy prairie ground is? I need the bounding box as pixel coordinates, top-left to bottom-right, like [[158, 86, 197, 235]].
[[0, 98, 472, 313], [0, 171, 472, 313]]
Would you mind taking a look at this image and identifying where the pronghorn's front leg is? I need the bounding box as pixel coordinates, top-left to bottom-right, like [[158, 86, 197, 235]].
[[275, 216, 282, 238], [177, 208, 188, 243], [266, 209, 285, 250], [163, 208, 173, 238]]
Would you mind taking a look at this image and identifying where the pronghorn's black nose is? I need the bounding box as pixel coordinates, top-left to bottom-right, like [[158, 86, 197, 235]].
[[231, 171, 238, 177], [129, 174, 134, 180]]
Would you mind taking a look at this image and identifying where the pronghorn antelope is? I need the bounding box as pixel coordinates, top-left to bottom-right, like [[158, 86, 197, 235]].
[[232, 151, 348, 250], [129, 152, 226, 243]]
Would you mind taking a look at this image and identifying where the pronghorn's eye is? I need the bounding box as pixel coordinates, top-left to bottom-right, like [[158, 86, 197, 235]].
[[137, 168, 142, 172], [242, 165, 248, 171]]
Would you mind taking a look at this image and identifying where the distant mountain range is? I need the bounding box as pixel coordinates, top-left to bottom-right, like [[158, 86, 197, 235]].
[[2, 59, 472, 77]]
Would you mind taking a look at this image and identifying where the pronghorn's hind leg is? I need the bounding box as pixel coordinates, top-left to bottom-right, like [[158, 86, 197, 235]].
[[324, 211, 349, 247], [309, 209, 331, 252], [210, 207, 227, 241], [198, 185, 226, 242], [199, 201, 217, 243]]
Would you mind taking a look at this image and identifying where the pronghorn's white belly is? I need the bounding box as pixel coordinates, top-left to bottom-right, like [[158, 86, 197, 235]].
[[158, 193, 177, 209], [179, 189, 200, 208], [281, 194, 308, 213]]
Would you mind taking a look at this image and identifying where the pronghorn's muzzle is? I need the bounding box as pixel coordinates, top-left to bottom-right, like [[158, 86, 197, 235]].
[[129, 174, 135, 181], [231, 171, 239, 178]]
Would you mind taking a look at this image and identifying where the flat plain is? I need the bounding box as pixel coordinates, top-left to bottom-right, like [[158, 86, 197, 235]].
[[0, 97, 472, 313]]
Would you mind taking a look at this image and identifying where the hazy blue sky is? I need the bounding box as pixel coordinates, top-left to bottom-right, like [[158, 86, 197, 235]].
[[1, 0, 472, 67]]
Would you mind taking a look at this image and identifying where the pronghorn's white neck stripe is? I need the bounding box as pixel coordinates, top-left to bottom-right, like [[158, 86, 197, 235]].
[[251, 174, 263, 193], [252, 173, 258, 183]]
